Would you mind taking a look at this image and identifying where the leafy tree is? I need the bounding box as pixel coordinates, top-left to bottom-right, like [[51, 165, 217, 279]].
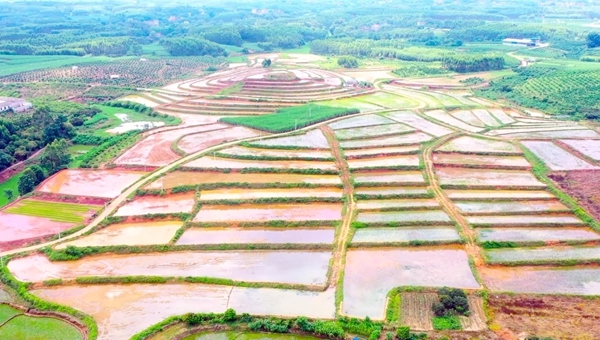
[[587, 32, 600, 48], [28, 164, 46, 185], [0, 151, 13, 171], [40, 139, 71, 175], [432, 287, 470, 316], [4, 189, 13, 201], [18, 168, 36, 195], [43, 114, 75, 144], [337, 56, 359, 68]]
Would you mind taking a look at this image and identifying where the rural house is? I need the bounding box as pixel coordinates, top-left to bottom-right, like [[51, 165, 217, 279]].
[[0, 97, 33, 113], [502, 38, 541, 47]]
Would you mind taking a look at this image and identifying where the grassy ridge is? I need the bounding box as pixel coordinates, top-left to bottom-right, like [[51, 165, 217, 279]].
[[5, 200, 99, 224], [220, 104, 359, 133]]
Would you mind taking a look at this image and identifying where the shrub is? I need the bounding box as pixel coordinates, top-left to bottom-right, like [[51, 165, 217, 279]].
[[396, 325, 410, 340], [432, 315, 461, 330], [223, 308, 237, 322], [433, 287, 469, 316], [248, 318, 291, 333]]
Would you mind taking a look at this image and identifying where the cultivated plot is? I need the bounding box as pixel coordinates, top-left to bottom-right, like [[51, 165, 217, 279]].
[[176, 228, 334, 245], [521, 141, 599, 171], [199, 187, 343, 201], [33, 284, 335, 340], [9, 251, 331, 285], [343, 248, 479, 319], [487, 109, 515, 124], [247, 129, 330, 149], [454, 200, 569, 214], [486, 246, 600, 264], [347, 155, 420, 170], [193, 203, 343, 223], [383, 111, 455, 137], [55, 221, 183, 249], [177, 126, 261, 154], [477, 228, 600, 243], [38, 169, 146, 198], [496, 129, 600, 139], [114, 193, 195, 216], [216, 146, 333, 160], [351, 227, 461, 244], [328, 114, 396, 130], [451, 110, 486, 128], [561, 139, 600, 161], [433, 154, 530, 169], [334, 124, 414, 140], [339, 132, 433, 149], [356, 199, 440, 211], [0, 213, 77, 251], [356, 210, 452, 225], [436, 168, 546, 188], [184, 156, 338, 171], [353, 171, 425, 186], [472, 109, 502, 127], [343, 145, 420, 158], [446, 190, 554, 200], [467, 215, 585, 227], [355, 187, 430, 198], [424, 110, 484, 133], [437, 136, 521, 155]]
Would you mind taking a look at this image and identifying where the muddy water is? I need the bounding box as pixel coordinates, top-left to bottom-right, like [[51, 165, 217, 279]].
[[114, 193, 196, 216], [339, 132, 433, 149], [177, 127, 261, 154], [435, 168, 546, 187], [433, 154, 530, 168], [344, 145, 420, 158], [355, 186, 429, 197], [193, 203, 342, 222], [356, 199, 440, 210], [347, 155, 420, 169], [248, 130, 329, 149], [467, 215, 585, 226], [146, 172, 341, 190], [328, 114, 396, 130], [0, 213, 74, 250], [487, 246, 600, 264], [9, 251, 330, 285], [561, 139, 600, 161], [343, 247, 479, 319], [356, 210, 451, 224], [199, 187, 342, 201], [55, 221, 183, 249], [351, 227, 460, 244], [478, 228, 600, 243], [218, 146, 333, 159], [437, 136, 520, 154], [480, 267, 600, 295], [334, 124, 414, 140], [38, 169, 146, 198], [382, 111, 454, 137], [353, 171, 425, 185], [446, 190, 553, 200], [32, 284, 335, 340], [454, 200, 569, 214], [176, 228, 334, 245], [184, 156, 337, 171]]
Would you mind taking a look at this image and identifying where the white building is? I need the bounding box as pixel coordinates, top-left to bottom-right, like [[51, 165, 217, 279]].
[[502, 38, 541, 47], [0, 97, 33, 113]]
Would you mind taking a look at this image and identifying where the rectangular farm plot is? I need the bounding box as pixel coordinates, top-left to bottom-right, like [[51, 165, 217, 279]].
[[199, 187, 343, 201], [114, 193, 195, 217], [437, 136, 522, 155], [424, 110, 484, 133], [433, 154, 530, 169], [340, 132, 433, 149], [454, 200, 570, 215], [355, 187, 430, 198], [38, 169, 146, 198], [486, 246, 600, 265], [0, 213, 78, 251], [467, 215, 585, 227], [334, 124, 414, 140], [521, 141, 599, 171], [4, 199, 100, 224], [472, 109, 502, 127], [383, 111, 455, 137], [194, 203, 343, 223], [115, 124, 229, 167], [356, 210, 452, 225], [343, 248, 479, 319], [217, 146, 333, 160], [247, 129, 329, 149], [495, 129, 600, 139], [145, 171, 342, 190], [184, 156, 337, 171], [344, 145, 420, 158], [347, 155, 420, 170], [351, 227, 461, 244], [353, 171, 425, 186], [446, 190, 554, 200], [9, 251, 331, 286], [400, 294, 486, 332], [55, 221, 183, 249], [480, 267, 600, 295], [478, 228, 600, 243], [561, 139, 600, 161], [356, 199, 440, 211], [177, 126, 261, 154], [436, 168, 546, 188], [451, 110, 486, 127], [487, 109, 516, 124], [176, 228, 334, 245], [328, 114, 396, 130]]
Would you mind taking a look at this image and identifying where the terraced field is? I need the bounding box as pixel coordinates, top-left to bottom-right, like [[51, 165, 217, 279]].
[[4, 59, 600, 340]]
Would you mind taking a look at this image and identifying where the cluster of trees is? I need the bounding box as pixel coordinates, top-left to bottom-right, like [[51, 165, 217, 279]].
[[442, 55, 505, 73], [432, 287, 470, 317], [17, 139, 70, 196], [337, 56, 359, 68], [159, 37, 226, 57]]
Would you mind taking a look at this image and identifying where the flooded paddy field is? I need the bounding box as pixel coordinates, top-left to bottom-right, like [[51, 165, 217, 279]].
[[467, 214, 585, 227], [184, 156, 337, 171], [561, 139, 600, 161], [339, 132, 432, 149], [454, 200, 570, 214], [247, 130, 329, 149], [424, 110, 483, 133], [199, 187, 343, 201], [334, 124, 414, 140], [356, 210, 452, 225], [38, 169, 146, 198], [55, 221, 183, 249], [343, 247, 479, 319], [33, 284, 335, 340], [343, 145, 420, 158], [480, 266, 600, 295], [328, 114, 395, 130], [351, 227, 461, 244], [177, 127, 261, 154], [0, 213, 75, 251], [446, 190, 554, 200], [176, 228, 334, 245], [217, 146, 333, 160], [486, 246, 600, 264], [451, 110, 486, 127], [477, 228, 600, 243], [521, 141, 599, 171], [353, 171, 425, 186], [496, 129, 600, 139], [347, 155, 419, 170], [432, 154, 530, 169], [146, 171, 342, 190], [355, 186, 430, 198], [9, 251, 331, 285], [382, 111, 454, 137], [437, 136, 521, 154], [487, 109, 515, 124], [356, 199, 440, 211], [193, 203, 343, 223], [436, 168, 546, 188], [114, 193, 196, 216]]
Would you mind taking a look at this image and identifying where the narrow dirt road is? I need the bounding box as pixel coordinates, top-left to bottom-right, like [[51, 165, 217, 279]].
[[320, 125, 355, 294]]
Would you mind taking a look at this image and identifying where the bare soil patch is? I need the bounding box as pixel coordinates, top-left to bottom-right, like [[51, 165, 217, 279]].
[[549, 170, 600, 221]]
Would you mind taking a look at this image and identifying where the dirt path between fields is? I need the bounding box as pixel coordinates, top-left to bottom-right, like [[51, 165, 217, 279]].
[[422, 132, 485, 270], [320, 125, 354, 295]]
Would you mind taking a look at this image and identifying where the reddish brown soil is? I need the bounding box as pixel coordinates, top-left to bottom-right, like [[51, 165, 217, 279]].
[[32, 192, 110, 205], [549, 170, 600, 221], [488, 294, 600, 339]]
